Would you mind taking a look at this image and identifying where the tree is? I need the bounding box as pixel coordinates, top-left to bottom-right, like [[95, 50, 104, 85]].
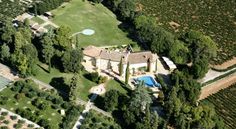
[[61, 49, 83, 73], [134, 15, 157, 43], [0, 44, 10, 61], [21, 44, 38, 75], [1, 19, 16, 43], [103, 90, 120, 111], [169, 40, 189, 64], [14, 32, 25, 52], [125, 62, 130, 84], [181, 30, 217, 60], [151, 28, 175, 54], [41, 35, 55, 72], [54, 26, 72, 50], [69, 75, 78, 102], [129, 86, 152, 115], [118, 0, 136, 20], [191, 57, 209, 79], [119, 57, 124, 76]]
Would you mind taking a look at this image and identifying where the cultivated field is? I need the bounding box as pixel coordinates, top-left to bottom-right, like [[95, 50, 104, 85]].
[[51, 0, 135, 47], [203, 83, 236, 129], [138, 0, 236, 64]]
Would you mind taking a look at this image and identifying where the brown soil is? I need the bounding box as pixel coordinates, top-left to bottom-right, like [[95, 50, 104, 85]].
[[211, 57, 236, 70], [199, 73, 236, 100]]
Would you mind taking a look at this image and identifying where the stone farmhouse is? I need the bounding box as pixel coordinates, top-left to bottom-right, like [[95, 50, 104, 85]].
[[83, 46, 159, 76]]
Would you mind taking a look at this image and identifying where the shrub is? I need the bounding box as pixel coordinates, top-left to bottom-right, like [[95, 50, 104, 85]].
[[10, 115, 18, 120], [0, 116, 5, 120], [13, 123, 23, 129], [3, 120, 10, 124], [1, 111, 8, 116], [53, 97, 63, 105], [32, 98, 42, 107], [17, 119, 25, 124], [46, 95, 55, 101], [51, 104, 60, 109], [89, 72, 99, 82], [61, 102, 71, 109], [0, 126, 8, 129], [11, 85, 22, 92], [15, 93, 25, 100], [39, 102, 49, 110], [27, 124, 34, 128], [38, 119, 50, 127], [98, 76, 108, 84], [0, 96, 8, 105], [38, 92, 49, 98], [26, 90, 37, 98]]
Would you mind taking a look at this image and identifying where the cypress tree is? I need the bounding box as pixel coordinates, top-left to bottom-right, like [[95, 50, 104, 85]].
[[119, 57, 123, 76], [125, 62, 130, 84]]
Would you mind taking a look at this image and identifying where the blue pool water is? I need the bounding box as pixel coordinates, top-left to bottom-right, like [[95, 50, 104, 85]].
[[136, 76, 161, 88]]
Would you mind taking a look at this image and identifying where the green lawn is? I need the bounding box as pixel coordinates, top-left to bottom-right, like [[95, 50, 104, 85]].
[[0, 87, 62, 129], [105, 79, 129, 95], [51, 0, 136, 47], [34, 63, 97, 101], [31, 16, 45, 24]]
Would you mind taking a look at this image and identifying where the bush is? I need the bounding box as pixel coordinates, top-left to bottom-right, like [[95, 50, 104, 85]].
[[0, 116, 5, 120], [38, 92, 49, 98], [39, 102, 49, 110], [13, 123, 23, 129], [61, 102, 71, 109], [11, 85, 22, 92], [46, 95, 55, 101], [98, 76, 108, 84], [3, 120, 10, 124], [38, 119, 49, 127], [53, 97, 63, 105], [89, 72, 99, 82], [0, 96, 8, 105], [17, 119, 25, 124], [27, 124, 34, 128], [15, 93, 25, 100], [10, 115, 18, 120], [51, 104, 60, 110], [0, 126, 8, 129], [1, 111, 8, 116], [26, 90, 38, 98]]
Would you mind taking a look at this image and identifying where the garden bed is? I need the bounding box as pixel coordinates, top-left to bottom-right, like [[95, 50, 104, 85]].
[[0, 80, 83, 129]]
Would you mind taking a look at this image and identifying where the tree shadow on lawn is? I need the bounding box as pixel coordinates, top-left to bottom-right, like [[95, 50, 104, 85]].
[[118, 22, 147, 51], [49, 77, 70, 99]]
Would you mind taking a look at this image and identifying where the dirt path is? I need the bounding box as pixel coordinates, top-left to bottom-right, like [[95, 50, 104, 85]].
[[211, 57, 236, 70], [199, 73, 236, 100]]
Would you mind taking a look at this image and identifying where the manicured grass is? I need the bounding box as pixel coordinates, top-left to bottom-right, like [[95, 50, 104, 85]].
[[34, 63, 97, 101], [105, 79, 129, 95], [0, 87, 62, 129], [138, 0, 236, 64], [51, 0, 136, 47], [31, 16, 45, 24]]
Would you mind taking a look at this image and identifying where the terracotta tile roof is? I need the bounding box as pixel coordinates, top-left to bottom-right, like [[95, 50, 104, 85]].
[[83, 46, 102, 57], [100, 50, 126, 62], [127, 51, 153, 64], [83, 46, 155, 64]]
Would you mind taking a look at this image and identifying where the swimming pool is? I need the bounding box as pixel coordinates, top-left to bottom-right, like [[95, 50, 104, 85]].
[[136, 76, 161, 88]]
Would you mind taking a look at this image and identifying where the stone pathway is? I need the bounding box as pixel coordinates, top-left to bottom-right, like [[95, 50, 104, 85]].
[[73, 83, 111, 129]]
